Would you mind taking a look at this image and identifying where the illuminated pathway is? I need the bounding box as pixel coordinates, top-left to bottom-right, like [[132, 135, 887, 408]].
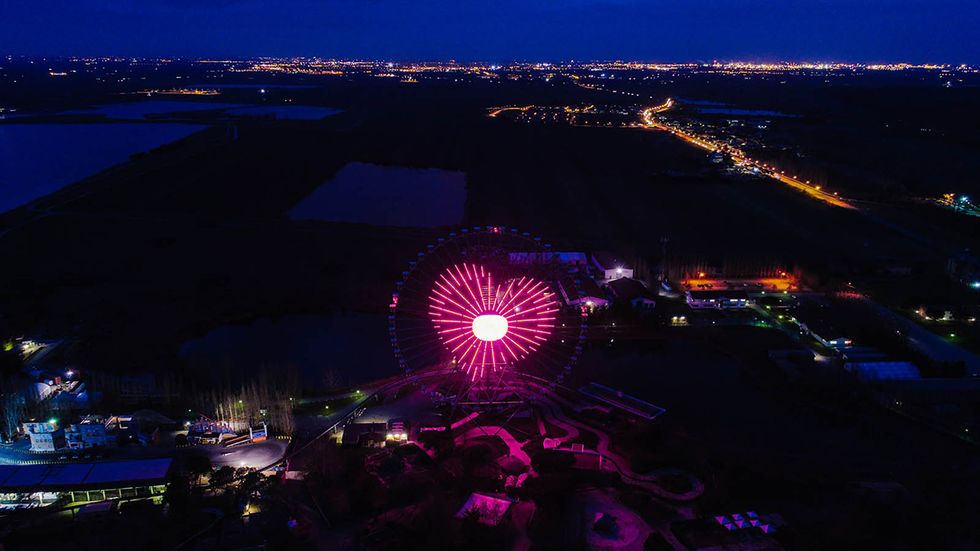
[[456, 425, 532, 467], [640, 100, 857, 210]]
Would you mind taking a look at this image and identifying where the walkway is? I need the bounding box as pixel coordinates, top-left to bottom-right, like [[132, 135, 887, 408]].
[[524, 378, 704, 504], [455, 425, 532, 467]]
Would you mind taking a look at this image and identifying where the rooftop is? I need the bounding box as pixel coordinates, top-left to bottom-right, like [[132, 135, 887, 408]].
[[558, 275, 607, 304], [687, 289, 750, 299], [508, 251, 587, 265], [606, 277, 656, 301], [0, 458, 172, 492], [792, 299, 866, 342], [846, 361, 921, 382]]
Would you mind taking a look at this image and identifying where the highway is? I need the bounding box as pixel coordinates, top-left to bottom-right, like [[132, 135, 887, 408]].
[[641, 100, 857, 210], [487, 105, 532, 118]]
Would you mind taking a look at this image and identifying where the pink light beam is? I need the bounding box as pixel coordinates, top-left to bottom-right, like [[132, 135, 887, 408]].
[[429, 263, 558, 381]]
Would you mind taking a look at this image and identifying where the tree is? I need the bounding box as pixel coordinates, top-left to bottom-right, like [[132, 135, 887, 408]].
[[418, 430, 454, 458], [163, 473, 191, 514], [184, 454, 212, 486], [241, 471, 264, 494], [211, 465, 236, 487], [0, 367, 29, 439], [377, 454, 404, 478]]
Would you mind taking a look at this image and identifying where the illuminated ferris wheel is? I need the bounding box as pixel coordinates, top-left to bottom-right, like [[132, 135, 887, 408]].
[[430, 263, 559, 382], [389, 226, 588, 407]]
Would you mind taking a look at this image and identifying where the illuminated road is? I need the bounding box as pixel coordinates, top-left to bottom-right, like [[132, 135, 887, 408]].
[[641, 100, 857, 210], [488, 105, 532, 118]]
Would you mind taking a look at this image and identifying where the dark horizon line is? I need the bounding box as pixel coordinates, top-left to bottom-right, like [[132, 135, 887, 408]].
[[2, 53, 975, 67]]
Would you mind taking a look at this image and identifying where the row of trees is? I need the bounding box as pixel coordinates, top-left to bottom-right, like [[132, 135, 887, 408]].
[[191, 366, 304, 434], [0, 365, 63, 440]]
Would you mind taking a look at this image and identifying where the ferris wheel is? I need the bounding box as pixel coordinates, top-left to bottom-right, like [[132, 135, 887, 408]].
[[389, 226, 588, 410]]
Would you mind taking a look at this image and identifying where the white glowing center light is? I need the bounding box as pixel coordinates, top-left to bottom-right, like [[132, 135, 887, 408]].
[[472, 314, 508, 342]]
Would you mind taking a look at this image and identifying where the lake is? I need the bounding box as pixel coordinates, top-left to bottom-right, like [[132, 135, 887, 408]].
[[0, 123, 205, 213], [179, 313, 398, 390], [63, 100, 341, 121], [64, 100, 245, 120], [289, 162, 466, 227]]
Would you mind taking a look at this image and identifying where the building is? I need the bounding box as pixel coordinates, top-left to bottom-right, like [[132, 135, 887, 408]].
[[795, 315, 853, 349], [25, 413, 158, 452], [606, 277, 657, 309], [557, 276, 609, 310], [841, 347, 890, 363], [23, 420, 66, 452], [29, 382, 55, 402], [685, 289, 750, 309], [591, 252, 633, 281], [811, 333, 853, 349], [341, 422, 389, 447], [508, 251, 587, 268], [387, 419, 408, 441], [0, 458, 172, 509], [845, 361, 921, 383], [66, 417, 115, 449]]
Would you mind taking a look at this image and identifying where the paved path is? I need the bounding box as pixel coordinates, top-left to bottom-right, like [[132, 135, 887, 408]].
[[455, 425, 532, 466], [524, 378, 704, 505]]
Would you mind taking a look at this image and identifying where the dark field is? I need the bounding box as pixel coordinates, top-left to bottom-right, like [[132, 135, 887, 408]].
[[1, 68, 979, 370]]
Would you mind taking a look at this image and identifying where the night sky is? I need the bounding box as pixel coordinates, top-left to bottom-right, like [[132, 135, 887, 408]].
[[2, 0, 978, 62]]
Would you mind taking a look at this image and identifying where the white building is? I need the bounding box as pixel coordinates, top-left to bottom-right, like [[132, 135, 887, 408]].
[[66, 417, 116, 449], [686, 290, 751, 309], [591, 252, 633, 281], [558, 276, 609, 310], [23, 420, 66, 452]]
